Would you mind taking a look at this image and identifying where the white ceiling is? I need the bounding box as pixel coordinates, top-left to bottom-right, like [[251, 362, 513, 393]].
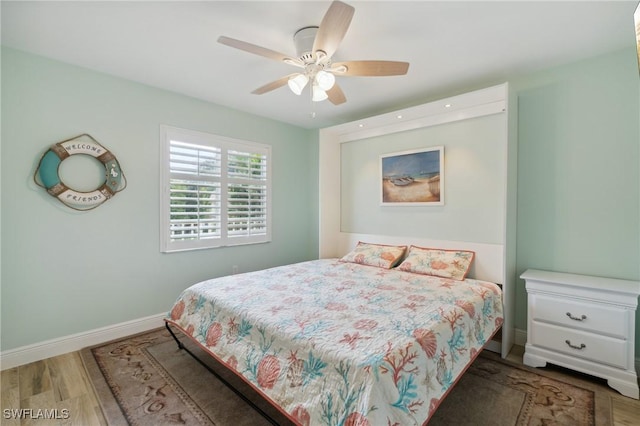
[[2, 1, 637, 129]]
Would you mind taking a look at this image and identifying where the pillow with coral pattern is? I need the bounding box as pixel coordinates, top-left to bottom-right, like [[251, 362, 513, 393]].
[[339, 242, 407, 269], [396, 246, 475, 280]]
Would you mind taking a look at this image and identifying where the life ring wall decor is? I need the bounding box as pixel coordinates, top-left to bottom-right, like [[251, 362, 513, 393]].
[[34, 134, 126, 211]]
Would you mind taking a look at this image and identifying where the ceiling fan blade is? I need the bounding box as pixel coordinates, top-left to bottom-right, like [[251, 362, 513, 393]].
[[312, 1, 354, 59], [218, 36, 303, 67], [331, 61, 409, 76], [327, 83, 346, 105], [251, 74, 297, 95]]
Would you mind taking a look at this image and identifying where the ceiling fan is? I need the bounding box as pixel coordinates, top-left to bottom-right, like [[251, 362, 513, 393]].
[[218, 0, 409, 105]]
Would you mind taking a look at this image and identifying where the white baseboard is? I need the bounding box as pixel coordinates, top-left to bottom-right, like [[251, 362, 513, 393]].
[[515, 327, 640, 379], [0, 312, 166, 370], [515, 327, 527, 346]]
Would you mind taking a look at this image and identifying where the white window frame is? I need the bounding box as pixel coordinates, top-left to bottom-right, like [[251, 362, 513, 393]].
[[160, 125, 272, 252]]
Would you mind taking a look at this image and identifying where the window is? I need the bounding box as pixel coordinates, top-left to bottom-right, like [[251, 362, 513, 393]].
[[160, 125, 271, 252]]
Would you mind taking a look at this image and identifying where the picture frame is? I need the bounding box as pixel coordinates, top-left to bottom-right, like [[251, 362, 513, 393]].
[[380, 146, 444, 206]]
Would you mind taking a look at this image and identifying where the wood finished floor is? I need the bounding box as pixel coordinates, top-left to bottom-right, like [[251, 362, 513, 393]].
[[1, 345, 639, 425]]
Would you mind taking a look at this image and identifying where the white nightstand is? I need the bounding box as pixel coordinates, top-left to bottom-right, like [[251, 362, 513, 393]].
[[521, 269, 640, 399]]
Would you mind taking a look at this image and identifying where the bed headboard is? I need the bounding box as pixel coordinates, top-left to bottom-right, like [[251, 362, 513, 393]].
[[337, 232, 505, 285]]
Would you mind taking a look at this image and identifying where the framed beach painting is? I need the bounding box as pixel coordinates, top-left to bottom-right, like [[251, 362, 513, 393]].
[[380, 146, 444, 206]]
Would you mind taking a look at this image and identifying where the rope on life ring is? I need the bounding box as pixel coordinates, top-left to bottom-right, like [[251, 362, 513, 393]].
[[34, 134, 127, 211]]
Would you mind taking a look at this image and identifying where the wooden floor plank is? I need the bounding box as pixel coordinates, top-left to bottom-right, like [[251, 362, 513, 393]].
[[18, 360, 51, 400], [1, 367, 19, 391], [0, 368, 21, 426], [611, 395, 640, 426], [58, 394, 107, 426], [47, 352, 91, 402], [20, 390, 58, 426]]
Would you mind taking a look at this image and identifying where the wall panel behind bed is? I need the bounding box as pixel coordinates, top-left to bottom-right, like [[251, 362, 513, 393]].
[[340, 113, 505, 244]]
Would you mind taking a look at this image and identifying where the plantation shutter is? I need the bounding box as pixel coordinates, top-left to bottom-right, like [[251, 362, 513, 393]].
[[161, 126, 271, 252], [227, 150, 268, 239], [169, 141, 222, 243]]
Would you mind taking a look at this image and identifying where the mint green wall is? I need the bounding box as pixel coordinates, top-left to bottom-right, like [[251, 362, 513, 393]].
[[511, 48, 640, 354], [0, 48, 319, 351]]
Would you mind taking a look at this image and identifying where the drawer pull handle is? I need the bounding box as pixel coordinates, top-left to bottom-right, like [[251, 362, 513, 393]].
[[566, 312, 587, 321], [565, 340, 586, 350]]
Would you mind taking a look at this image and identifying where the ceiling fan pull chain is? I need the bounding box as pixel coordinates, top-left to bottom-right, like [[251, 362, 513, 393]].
[[309, 84, 316, 119]]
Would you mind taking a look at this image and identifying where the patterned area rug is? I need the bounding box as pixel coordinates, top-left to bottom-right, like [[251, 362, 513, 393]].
[[80, 327, 615, 425]]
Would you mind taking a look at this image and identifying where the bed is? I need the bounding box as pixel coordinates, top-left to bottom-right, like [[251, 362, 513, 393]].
[[165, 243, 504, 425]]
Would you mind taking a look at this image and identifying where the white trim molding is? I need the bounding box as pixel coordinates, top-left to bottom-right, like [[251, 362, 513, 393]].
[[0, 313, 166, 370]]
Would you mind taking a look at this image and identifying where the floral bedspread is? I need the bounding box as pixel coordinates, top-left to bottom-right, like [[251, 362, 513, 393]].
[[166, 259, 503, 426]]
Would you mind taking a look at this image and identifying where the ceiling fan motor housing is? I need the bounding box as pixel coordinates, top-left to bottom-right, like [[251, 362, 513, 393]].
[[293, 26, 319, 63]]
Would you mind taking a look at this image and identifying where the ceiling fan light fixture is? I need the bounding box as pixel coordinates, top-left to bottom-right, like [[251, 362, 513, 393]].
[[311, 84, 328, 102], [315, 70, 336, 91], [288, 73, 309, 95]]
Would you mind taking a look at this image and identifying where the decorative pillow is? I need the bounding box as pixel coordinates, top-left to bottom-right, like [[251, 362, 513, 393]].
[[339, 242, 407, 269], [396, 246, 475, 280]]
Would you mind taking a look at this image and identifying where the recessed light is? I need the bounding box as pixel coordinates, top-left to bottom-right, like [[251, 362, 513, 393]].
[[358, 124, 364, 128], [396, 115, 403, 119], [445, 104, 452, 108]]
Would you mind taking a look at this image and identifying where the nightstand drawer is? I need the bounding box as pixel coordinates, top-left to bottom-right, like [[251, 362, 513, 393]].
[[530, 294, 627, 338], [529, 321, 627, 369]]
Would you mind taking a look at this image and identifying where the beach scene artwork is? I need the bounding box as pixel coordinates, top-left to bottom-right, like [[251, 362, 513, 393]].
[[381, 146, 443, 205]]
